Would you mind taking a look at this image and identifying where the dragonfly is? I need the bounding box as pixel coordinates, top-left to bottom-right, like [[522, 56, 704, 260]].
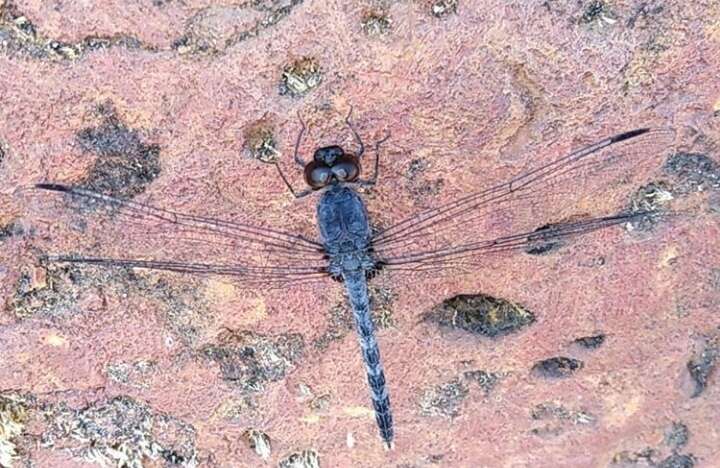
[[27, 111, 675, 449]]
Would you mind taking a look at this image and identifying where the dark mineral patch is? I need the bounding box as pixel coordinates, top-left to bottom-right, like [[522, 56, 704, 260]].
[[611, 448, 660, 466], [573, 333, 606, 349], [425, 453, 445, 463], [0, 221, 22, 241], [105, 359, 158, 388], [82, 35, 144, 51], [174, 5, 260, 55], [628, 181, 674, 231], [658, 453, 695, 468], [278, 449, 320, 468], [244, 429, 272, 460], [0, 4, 151, 60], [243, 118, 278, 163], [530, 401, 595, 437], [431, 0, 458, 18], [418, 369, 503, 420], [0, 392, 32, 466], [580, 0, 612, 24], [610, 421, 694, 468], [531, 402, 595, 424], [626, 2, 665, 28], [361, 11, 392, 36], [404, 159, 445, 200], [313, 302, 353, 350], [76, 102, 161, 199], [686, 335, 718, 398], [419, 378, 469, 418], [531, 357, 583, 379], [202, 329, 305, 392], [664, 422, 689, 449], [462, 369, 501, 395], [161, 449, 189, 464], [8, 265, 81, 319], [0, 5, 76, 60], [7, 263, 137, 319], [41, 396, 197, 467], [279, 57, 323, 97], [663, 152, 720, 194], [173, 1, 304, 55], [426, 294, 535, 337]]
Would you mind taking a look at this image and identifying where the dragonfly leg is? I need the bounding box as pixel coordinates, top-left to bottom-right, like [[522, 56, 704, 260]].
[[293, 110, 307, 168], [274, 110, 312, 198], [358, 131, 391, 187], [274, 164, 312, 198], [345, 106, 365, 158]]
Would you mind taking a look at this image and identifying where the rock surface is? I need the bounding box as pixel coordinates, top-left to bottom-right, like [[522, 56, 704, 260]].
[[1, 0, 719, 466]]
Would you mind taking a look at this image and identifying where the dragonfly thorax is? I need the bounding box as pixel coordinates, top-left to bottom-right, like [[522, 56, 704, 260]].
[[327, 251, 376, 278], [317, 185, 377, 277]]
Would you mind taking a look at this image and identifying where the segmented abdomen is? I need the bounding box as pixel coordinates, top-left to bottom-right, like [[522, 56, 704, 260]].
[[342, 269, 394, 448]]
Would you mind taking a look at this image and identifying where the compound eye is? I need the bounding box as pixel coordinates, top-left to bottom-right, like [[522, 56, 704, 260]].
[[331, 159, 359, 182], [305, 163, 332, 189]]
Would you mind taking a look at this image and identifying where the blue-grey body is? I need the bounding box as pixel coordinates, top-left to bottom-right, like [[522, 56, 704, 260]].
[[317, 185, 393, 448]]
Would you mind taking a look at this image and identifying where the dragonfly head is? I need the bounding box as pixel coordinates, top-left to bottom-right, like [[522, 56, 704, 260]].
[[305, 145, 361, 189]]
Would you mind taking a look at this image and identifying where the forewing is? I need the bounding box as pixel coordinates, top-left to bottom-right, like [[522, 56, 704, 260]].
[[372, 128, 676, 272], [22, 183, 330, 285]]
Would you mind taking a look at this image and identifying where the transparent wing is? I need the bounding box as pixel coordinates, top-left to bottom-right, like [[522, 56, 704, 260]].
[[372, 128, 676, 271], [376, 211, 665, 274], [23, 183, 330, 286]]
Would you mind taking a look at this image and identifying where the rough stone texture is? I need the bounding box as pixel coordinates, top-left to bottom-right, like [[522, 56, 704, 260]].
[[1, 0, 719, 467]]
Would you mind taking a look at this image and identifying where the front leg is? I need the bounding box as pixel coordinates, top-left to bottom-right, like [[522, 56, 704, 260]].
[[274, 164, 313, 198], [358, 131, 391, 187]]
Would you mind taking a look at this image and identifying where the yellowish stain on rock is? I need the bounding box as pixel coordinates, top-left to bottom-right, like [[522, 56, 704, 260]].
[[204, 280, 268, 326], [659, 245, 679, 268], [706, 16, 720, 41], [208, 398, 256, 424], [205, 279, 239, 302], [604, 392, 643, 428], [342, 406, 373, 418], [300, 406, 373, 424], [299, 414, 321, 424], [43, 332, 67, 347], [241, 296, 268, 326]]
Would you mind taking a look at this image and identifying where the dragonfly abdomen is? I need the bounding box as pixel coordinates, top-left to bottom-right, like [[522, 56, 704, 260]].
[[342, 269, 394, 449]]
